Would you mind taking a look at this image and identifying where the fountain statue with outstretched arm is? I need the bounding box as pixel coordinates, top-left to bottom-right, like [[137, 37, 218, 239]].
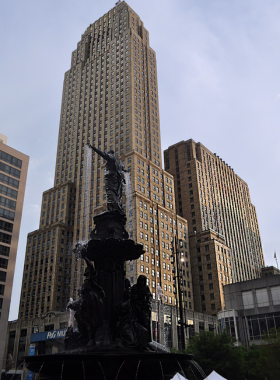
[[87, 144, 126, 214], [24, 147, 203, 380]]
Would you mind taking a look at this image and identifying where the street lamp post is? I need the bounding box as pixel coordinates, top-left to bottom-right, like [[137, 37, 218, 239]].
[[155, 285, 164, 345], [171, 236, 186, 351]]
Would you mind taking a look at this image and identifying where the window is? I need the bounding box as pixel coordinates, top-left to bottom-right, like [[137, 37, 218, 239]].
[[271, 286, 280, 305], [0, 173, 19, 189], [0, 150, 22, 168], [0, 184, 17, 199], [0, 258, 8, 269], [242, 291, 254, 309], [0, 220, 13, 233], [0, 232, 11, 244], [44, 324, 54, 332], [0, 196, 16, 210], [256, 288, 269, 307], [0, 162, 20, 179], [0, 270, 7, 282]]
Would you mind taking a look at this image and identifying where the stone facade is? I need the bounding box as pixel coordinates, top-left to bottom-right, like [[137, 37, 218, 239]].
[[189, 230, 232, 316], [0, 136, 29, 373], [164, 139, 264, 316]]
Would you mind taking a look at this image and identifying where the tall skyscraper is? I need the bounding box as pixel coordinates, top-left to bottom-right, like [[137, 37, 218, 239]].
[[164, 139, 264, 315], [18, 1, 193, 321], [0, 134, 29, 373]]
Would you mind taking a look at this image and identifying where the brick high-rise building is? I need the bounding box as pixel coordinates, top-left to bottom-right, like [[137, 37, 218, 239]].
[[164, 139, 264, 315], [18, 1, 193, 321], [0, 134, 29, 373]]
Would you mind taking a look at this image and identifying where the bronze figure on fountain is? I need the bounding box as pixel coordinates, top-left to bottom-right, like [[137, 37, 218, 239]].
[[87, 144, 127, 215], [115, 276, 152, 350], [65, 244, 105, 349]]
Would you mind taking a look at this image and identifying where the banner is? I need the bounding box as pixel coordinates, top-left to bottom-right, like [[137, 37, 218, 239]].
[[27, 344, 35, 380]]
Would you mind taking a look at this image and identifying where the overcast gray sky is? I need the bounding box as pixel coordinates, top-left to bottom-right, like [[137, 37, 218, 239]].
[[1, 0, 279, 321]]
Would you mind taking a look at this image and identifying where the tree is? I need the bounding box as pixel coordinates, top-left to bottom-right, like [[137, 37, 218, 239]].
[[180, 328, 280, 380], [184, 330, 248, 380], [256, 328, 280, 380]]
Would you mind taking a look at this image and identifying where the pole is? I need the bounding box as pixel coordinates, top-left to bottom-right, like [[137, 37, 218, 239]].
[[274, 250, 279, 269], [175, 236, 185, 351]]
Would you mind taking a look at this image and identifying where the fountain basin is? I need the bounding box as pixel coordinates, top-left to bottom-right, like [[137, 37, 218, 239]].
[[25, 351, 194, 380]]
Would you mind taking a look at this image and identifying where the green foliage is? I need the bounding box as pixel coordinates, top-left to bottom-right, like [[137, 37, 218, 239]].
[[180, 329, 280, 380], [243, 346, 263, 380], [256, 328, 280, 380], [184, 330, 247, 380]]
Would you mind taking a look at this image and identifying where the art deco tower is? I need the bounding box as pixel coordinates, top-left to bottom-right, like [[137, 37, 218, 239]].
[[18, 1, 193, 321], [164, 140, 264, 315]]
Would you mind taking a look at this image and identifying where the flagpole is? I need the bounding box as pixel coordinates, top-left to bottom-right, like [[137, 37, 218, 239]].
[[274, 250, 279, 269]]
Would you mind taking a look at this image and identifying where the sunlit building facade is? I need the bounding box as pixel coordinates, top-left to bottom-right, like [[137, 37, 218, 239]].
[[0, 135, 29, 373], [164, 139, 264, 315]]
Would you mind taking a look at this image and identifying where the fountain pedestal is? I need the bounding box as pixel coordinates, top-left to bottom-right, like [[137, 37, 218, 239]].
[[86, 210, 144, 345]]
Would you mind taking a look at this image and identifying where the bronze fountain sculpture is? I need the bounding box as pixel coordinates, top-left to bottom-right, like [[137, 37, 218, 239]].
[[24, 146, 198, 380]]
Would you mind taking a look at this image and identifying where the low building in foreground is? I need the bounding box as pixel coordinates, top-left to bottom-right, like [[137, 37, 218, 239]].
[[218, 273, 280, 347]]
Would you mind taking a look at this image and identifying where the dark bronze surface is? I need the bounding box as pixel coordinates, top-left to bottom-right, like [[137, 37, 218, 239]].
[[25, 352, 194, 380]]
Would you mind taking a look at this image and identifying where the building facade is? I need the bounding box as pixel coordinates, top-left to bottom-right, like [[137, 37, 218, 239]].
[[261, 265, 280, 277], [0, 135, 29, 373], [189, 230, 232, 316], [18, 1, 193, 322], [218, 274, 280, 347], [164, 139, 264, 315]]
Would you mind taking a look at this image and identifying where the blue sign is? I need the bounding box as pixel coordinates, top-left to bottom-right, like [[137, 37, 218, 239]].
[[27, 345, 35, 379], [30, 327, 78, 343]]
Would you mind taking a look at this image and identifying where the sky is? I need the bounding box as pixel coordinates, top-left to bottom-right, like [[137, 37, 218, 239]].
[[1, 0, 280, 321]]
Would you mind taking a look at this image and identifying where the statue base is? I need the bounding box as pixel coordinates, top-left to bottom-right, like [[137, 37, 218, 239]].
[[91, 210, 129, 240]]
